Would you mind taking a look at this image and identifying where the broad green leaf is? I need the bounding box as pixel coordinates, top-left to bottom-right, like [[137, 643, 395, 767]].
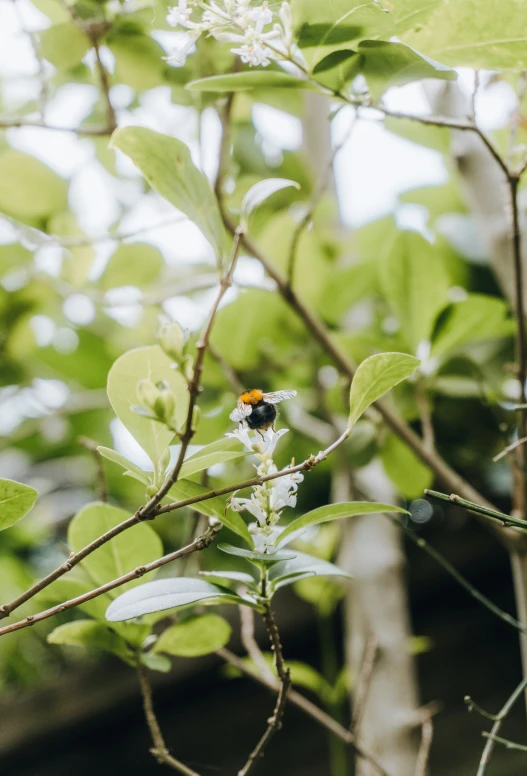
[[109, 126, 226, 260], [106, 578, 254, 621], [384, 117, 451, 153], [218, 542, 296, 565], [97, 447, 151, 485], [187, 71, 316, 92], [0, 479, 38, 531], [0, 150, 68, 219], [355, 40, 456, 99], [99, 243, 164, 290], [241, 178, 301, 224], [108, 33, 167, 91], [47, 620, 134, 663], [320, 260, 378, 325], [169, 479, 252, 545], [380, 231, 450, 352], [107, 345, 188, 467], [199, 570, 257, 587], [269, 551, 352, 591], [39, 23, 91, 69], [403, 0, 527, 70], [380, 434, 433, 499], [431, 295, 514, 358], [277, 502, 407, 546], [348, 352, 420, 428], [154, 613, 232, 657], [387, 0, 443, 36], [68, 503, 163, 590], [177, 437, 250, 479]]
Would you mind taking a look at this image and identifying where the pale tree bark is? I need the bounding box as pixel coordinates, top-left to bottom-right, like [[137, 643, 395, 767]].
[[338, 462, 420, 776], [301, 94, 421, 774]]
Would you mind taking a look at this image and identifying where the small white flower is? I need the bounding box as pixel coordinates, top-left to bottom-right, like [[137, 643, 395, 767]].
[[167, 0, 193, 28], [165, 30, 201, 66], [249, 2, 272, 34], [231, 41, 272, 67], [226, 426, 263, 453]]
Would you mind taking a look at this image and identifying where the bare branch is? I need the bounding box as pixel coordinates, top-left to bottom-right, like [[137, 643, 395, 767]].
[[0, 525, 222, 638], [0, 118, 113, 135], [137, 664, 201, 775], [240, 606, 274, 680], [350, 633, 378, 735], [477, 676, 527, 776], [217, 647, 394, 776]]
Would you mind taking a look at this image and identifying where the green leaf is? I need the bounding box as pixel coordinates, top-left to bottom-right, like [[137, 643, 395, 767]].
[[199, 570, 257, 587], [154, 613, 232, 657], [348, 352, 420, 428], [380, 434, 433, 499], [107, 345, 188, 467], [388, 0, 443, 36], [68, 502, 163, 590], [431, 295, 514, 358], [356, 40, 456, 99], [140, 652, 172, 672], [169, 479, 253, 545], [97, 447, 151, 485], [106, 578, 253, 621], [403, 0, 527, 70], [108, 32, 167, 91], [218, 542, 296, 565], [109, 126, 227, 260], [39, 23, 91, 69], [380, 231, 450, 352], [0, 150, 68, 219], [0, 479, 38, 531], [99, 243, 164, 290], [268, 551, 352, 591], [241, 178, 301, 224], [277, 502, 408, 546], [177, 437, 250, 480], [47, 620, 134, 663], [187, 71, 316, 92]]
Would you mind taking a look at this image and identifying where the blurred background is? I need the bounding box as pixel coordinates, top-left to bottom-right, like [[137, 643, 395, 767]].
[[1, 1, 527, 774]]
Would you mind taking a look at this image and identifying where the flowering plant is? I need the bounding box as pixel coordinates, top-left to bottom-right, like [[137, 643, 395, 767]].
[[165, 0, 299, 68]]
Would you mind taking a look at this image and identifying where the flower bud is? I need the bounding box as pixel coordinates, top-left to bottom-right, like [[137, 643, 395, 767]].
[[158, 322, 185, 361], [136, 379, 159, 409], [154, 390, 176, 424], [146, 484, 158, 498]]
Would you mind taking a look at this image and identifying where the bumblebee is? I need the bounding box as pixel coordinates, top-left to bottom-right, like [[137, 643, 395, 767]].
[[229, 388, 296, 431]]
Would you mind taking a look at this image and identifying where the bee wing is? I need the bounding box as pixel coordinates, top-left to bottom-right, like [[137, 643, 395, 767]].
[[262, 390, 297, 405], [230, 401, 253, 422]]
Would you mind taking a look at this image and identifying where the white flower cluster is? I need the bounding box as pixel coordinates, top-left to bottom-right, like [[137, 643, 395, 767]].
[[165, 0, 297, 68], [226, 426, 303, 554]]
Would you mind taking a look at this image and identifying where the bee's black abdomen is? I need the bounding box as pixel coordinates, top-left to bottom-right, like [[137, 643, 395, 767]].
[[246, 400, 276, 430]]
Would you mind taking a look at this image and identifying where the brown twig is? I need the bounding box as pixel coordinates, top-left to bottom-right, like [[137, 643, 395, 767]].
[[239, 606, 273, 680], [413, 705, 438, 776], [0, 428, 349, 627], [493, 435, 527, 463], [78, 436, 107, 502], [137, 664, 201, 776], [88, 33, 117, 133], [477, 676, 527, 776], [0, 525, 223, 638], [237, 602, 291, 776], [217, 647, 394, 776], [350, 633, 378, 735]]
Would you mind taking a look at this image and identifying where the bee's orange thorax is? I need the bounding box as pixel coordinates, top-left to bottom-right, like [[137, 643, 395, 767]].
[[240, 389, 263, 405]]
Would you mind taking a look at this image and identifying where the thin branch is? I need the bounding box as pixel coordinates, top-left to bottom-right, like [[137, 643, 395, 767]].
[[482, 732, 527, 753], [239, 606, 273, 680], [465, 694, 509, 722], [477, 676, 527, 776], [414, 709, 435, 776], [217, 647, 394, 776], [493, 435, 527, 463], [87, 31, 117, 133], [0, 427, 350, 627], [78, 436, 107, 503], [350, 633, 378, 735], [424, 489, 527, 530], [391, 515, 527, 635], [416, 380, 435, 453], [0, 118, 113, 135], [0, 524, 222, 638], [137, 664, 201, 776], [237, 604, 291, 776], [286, 115, 356, 287]]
